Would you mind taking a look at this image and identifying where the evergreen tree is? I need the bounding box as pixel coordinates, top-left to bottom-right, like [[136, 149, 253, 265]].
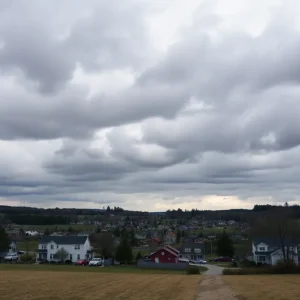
[[0, 226, 9, 251], [113, 227, 120, 237], [115, 235, 133, 263], [44, 228, 50, 236], [216, 230, 234, 257], [136, 251, 142, 261]]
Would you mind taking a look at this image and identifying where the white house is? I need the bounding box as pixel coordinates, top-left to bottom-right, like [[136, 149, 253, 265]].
[[252, 237, 298, 265], [37, 236, 93, 263], [164, 231, 176, 244]]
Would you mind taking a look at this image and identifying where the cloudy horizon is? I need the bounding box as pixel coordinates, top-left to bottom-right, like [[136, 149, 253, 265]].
[[1, 0, 300, 211]]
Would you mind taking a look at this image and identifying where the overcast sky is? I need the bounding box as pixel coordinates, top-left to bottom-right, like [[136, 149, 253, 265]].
[[1, 0, 300, 211]]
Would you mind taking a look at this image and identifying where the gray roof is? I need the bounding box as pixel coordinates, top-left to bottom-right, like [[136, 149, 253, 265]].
[[253, 237, 297, 247], [39, 236, 88, 245]]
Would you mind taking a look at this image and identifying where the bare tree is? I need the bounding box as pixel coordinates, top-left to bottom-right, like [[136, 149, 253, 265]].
[[54, 248, 69, 262], [251, 207, 300, 263]]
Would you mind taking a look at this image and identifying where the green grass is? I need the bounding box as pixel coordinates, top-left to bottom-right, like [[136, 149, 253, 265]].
[[0, 264, 188, 274]]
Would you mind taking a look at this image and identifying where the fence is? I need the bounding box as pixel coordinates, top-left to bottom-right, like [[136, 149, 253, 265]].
[[136, 260, 189, 270]]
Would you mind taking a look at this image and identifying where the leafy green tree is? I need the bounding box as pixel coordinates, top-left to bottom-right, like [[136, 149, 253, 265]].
[[216, 230, 234, 257], [0, 226, 9, 251], [44, 228, 50, 236], [115, 236, 133, 263], [54, 248, 69, 262]]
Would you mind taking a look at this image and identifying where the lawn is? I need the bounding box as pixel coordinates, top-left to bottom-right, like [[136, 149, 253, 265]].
[[0, 269, 200, 300], [0, 264, 188, 274], [224, 275, 300, 300]]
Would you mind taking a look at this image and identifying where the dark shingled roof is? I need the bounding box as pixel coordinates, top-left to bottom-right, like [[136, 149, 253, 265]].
[[253, 237, 297, 247], [39, 236, 88, 245]]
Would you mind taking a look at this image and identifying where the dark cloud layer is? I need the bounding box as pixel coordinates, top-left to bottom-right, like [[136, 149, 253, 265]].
[[1, 0, 300, 209]]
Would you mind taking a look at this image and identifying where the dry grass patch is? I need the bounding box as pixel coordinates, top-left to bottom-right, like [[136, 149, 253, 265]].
[[224, 275, 300, 300], [0, 270, 200, 300]]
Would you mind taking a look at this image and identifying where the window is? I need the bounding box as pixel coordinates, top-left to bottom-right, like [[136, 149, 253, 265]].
[[57, 245, 59, 249], [259, 247, 266, 251], [161, 251, 164, 255], [50, 254, 53, 260], [75, 245, 80, 250], [70, 254, 73, 260], [50, 244, 54, 250], [258, 256, 266, 262], [77, 254, 80, 260], [41, 244, 47, 249], [184, 248, 191, 253], [194, 248, 201, 253]]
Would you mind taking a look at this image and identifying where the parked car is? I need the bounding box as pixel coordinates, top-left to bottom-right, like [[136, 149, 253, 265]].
[[214, 257, 233, 262], [178, 258, 189, 263], [89, 258, 103, 266], [75, 259, 89, 266], [189, 259, 207, 264], [4, 253, 18, 261]]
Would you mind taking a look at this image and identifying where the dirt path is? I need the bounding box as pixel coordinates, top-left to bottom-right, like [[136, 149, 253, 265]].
[[196, 276, 238, 300], [204, 264, 224, 275]]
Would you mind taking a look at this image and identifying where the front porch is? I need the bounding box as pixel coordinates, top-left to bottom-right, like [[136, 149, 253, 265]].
[[37, 249, 48, 261]]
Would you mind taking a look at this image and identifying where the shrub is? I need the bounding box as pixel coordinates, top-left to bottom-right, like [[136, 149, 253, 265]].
[[223, 261, 300, 275], [273, 260, 299, 274], [49, 260, 56, 264], [187, 266, 200, 275], [20, 255, 33, 262], [240, 259, 256, 268], [64, 260, 73, 264]]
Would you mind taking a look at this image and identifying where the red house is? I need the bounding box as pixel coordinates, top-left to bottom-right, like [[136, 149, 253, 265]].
[[149, 246, 179, 263]]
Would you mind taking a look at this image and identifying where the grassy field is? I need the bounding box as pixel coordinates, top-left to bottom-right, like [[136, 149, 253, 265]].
[[0, 264, 189, 274], [0, 269, 200, 300], [224, 275, 300, 300]]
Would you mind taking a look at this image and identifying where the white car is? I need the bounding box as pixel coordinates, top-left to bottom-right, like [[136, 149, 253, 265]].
[[89, 258, 103, 266], [190, 259, 207, 264], [4, 253, 18, 261]]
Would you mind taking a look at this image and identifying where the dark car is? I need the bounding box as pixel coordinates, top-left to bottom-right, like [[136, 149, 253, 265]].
[[75, 259, 89, 266], [214, 256, 233, 262]]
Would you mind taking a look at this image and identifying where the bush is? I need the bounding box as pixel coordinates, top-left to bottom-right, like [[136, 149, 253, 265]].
[[187, 266, 200, 275], [20, 254, 33, 262], [64, 260, 73, 264], [240, 259, 256, 268], [49, 260, 56, 264], [273, 260, 299, 274], [223, 261, 300, 275]]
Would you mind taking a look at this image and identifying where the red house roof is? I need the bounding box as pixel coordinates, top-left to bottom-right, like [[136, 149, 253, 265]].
[[150, 245, 179, 258]]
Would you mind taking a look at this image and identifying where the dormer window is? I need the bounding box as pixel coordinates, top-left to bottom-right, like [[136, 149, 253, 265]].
[[259, 247, 266, 251]]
